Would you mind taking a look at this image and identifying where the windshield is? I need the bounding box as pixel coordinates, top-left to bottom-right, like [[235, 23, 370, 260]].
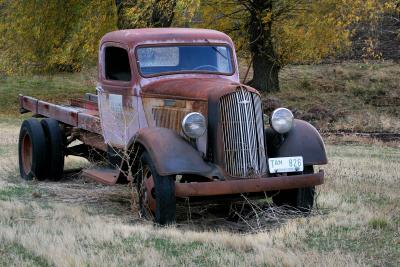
[[136, 45, 234, 77]]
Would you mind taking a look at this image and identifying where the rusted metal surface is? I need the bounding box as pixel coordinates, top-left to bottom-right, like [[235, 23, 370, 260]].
[[132, 127, 221, 178], [274, 119, 328, 165], [21, 132, 32, 174], [141, 78, 258, 101], [70, 98, 98, 111], [77, 112, 102, 134], [142, 96, 207, 131], [37, 101, 78, 126], [152, 107, 188, 132], [82, 168, 119, 185], [175, 170, 324, 197], [140, 95, 208, 155], [101, 28, 235, 51], [78, 131, 107, 152], [97, 92, 140, 148], [19, 95, 103, 136], [145, 175, 156, 212], [19, 95, 38, 114]]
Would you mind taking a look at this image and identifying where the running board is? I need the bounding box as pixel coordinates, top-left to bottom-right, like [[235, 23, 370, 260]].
[[82, 168, 120, 185]]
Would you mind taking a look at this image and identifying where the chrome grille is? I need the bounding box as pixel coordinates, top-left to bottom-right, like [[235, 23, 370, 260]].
[[220, 88, 267, 177]]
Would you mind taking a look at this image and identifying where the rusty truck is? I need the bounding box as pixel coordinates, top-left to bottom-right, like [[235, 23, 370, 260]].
[[18, 28, 327, 224]]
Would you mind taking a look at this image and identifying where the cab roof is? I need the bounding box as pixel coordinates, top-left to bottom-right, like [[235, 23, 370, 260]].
[[100, 28, 234, 47]]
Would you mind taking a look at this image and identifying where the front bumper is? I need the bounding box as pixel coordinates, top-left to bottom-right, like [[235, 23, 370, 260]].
[[175, 170, 324, 197]]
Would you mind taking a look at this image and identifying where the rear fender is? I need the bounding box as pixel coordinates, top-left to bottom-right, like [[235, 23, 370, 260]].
[[266, 119, 328, 166], [130, 127, 219, 177]]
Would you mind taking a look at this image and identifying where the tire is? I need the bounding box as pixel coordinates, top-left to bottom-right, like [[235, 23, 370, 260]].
[[18, 119, 48, 180], [41, 118, 65, 181], [272, 166, 315, 212], [136, 151, 176, 225]]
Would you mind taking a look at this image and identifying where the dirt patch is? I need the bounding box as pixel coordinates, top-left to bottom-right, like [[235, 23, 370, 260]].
[[323, 131, 400, 146], [302, 105, 336, 123], [262, 96, 282, 114], [367, 96, 400, 107]]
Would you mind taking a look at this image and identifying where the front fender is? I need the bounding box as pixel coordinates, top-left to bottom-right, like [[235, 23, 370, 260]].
[[130, 127, 218, 177], [266, 119, 328, 166]]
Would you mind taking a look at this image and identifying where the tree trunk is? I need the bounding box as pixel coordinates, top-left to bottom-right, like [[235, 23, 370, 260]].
[[115, 0, 126, 29], [250, 55, 280, 92], [246, 0, 280, 92], [115, 0, 177, 29], [149, 0, 177, 27]]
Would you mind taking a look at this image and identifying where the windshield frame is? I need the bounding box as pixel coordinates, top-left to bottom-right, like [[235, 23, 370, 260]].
[[134, 43, 236, 78]]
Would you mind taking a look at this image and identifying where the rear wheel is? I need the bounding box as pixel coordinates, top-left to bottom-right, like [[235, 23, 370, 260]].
[[41, 118, 65, 181], [136, 151, 176, 225], [272, 166, 315, 212], [18, 119, 48, 180]]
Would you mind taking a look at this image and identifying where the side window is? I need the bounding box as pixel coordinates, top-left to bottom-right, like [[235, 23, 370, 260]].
[[104, 46, 132, 81]]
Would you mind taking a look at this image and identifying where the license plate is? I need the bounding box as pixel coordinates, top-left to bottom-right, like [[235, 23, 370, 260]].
[[268, 156, 304, 173]]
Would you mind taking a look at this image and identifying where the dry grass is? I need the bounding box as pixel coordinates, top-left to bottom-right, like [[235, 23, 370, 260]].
[[2, 61, 400, 135], [243, 61, 400, 133], [0, 120, 399, 266]]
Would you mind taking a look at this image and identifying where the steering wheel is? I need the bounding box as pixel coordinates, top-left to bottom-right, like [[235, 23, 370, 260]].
[[193, 65, 219, 71]]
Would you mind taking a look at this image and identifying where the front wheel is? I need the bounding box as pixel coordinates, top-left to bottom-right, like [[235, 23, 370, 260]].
[[272, 166, 315, 212], [136, 151, 176, 225]]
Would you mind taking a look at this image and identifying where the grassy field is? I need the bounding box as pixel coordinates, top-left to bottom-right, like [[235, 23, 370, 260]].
[[0, 69, 96, 117], [274, 61, 400, 133], [0, 62, 399, 266], [1, 61, 400, 133], [0, 119, 399, 266]]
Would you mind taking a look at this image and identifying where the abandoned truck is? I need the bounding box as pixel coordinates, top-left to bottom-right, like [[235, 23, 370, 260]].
[[18, 28, 327, 224]]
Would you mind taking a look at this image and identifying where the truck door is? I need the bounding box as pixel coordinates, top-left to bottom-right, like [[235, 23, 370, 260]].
[[97, 43, 139, 149]]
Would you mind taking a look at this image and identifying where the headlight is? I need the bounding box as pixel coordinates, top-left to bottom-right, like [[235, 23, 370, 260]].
[[182, 112, 206, 139], [270, 108, 294, 134]]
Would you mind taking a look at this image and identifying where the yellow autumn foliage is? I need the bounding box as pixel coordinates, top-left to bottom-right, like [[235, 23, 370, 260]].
[[0, 0, 397, 75], [198, 0, 398, 65], [0, 0, 200, 74], [0, 0, 117, 74], [117, 0, 200, 28]]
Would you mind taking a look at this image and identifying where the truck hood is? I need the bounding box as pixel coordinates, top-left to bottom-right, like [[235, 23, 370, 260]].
[[140, 77, 259, 101]]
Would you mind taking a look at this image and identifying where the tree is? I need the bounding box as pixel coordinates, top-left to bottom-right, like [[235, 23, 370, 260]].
[[198, 0, 398, 92], [116, 0, 199, 29], [0, 0, 117, 74], [246, 0, 279, 92], [0, 0, 200, 74]]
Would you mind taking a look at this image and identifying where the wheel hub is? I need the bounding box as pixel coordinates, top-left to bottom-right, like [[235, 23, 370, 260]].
[[21, 133, 32, 174], [144, 175, 156, 212], [139, 166, 156, 218]]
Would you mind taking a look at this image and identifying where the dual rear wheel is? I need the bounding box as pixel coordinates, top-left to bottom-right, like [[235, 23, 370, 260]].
[[18, 118, 65, 181]]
